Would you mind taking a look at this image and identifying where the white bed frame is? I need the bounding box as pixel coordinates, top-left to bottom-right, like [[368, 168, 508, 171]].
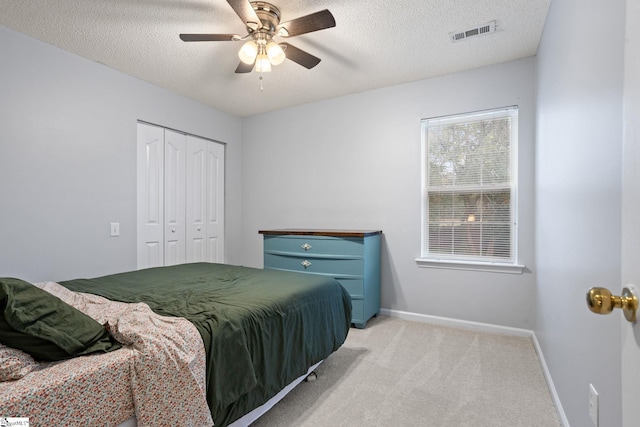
[[116, 361, 322, 427]]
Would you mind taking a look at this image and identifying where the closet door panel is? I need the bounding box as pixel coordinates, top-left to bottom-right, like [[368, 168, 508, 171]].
[[137, 123, 165, 269], [164, 130, 186, 266], [186, 136, 208, 263], [140, 242, 162, 268], [206, 141, 225, 263]]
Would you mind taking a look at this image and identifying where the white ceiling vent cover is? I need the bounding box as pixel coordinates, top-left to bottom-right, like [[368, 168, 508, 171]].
[[450, 21, 497, 42]]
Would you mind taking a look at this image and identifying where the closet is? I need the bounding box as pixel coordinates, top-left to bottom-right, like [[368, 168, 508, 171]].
[[136, 122, 225, 269]]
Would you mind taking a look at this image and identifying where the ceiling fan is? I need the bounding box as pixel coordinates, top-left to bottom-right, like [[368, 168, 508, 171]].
[[179, 0, 336, 74]]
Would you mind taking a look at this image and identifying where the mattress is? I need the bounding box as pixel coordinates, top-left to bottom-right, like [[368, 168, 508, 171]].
[[1, 343, 136, 426]]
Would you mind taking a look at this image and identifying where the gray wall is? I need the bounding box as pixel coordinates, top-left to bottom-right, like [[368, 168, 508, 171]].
[[535, 0, 625, 426], [0, 26, 243, 282], [2, 2, 628, 424], [242, 57, 537, 329]]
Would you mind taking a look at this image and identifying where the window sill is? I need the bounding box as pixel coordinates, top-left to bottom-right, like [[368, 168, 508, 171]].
[[415, 258, 525, 274]]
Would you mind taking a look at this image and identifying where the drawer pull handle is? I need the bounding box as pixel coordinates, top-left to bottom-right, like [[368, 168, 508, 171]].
[[301, 260, 312, 269], [301, 243, 312, 251]]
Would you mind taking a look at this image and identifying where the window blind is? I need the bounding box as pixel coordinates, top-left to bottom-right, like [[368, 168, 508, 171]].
[[421, 107, 518, 262]]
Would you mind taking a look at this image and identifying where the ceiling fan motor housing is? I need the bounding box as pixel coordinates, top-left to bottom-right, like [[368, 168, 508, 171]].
[[251, 1, 281, 34]]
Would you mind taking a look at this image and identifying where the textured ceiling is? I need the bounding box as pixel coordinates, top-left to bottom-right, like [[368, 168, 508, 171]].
[[0, 0, 551, 117]]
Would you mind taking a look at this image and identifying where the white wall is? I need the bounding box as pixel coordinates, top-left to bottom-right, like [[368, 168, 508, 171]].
[[242, 58, 537, 329], [535, 0, 625, 426], [0, 26, 243, 282]]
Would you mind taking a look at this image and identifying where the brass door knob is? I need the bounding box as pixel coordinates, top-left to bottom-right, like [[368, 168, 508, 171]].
[[586, 286, 638, 322]]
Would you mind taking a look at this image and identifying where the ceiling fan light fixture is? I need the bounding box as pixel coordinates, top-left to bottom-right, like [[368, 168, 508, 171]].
[[255, 53, 272, 72], [238, 40, 258, 64], [266, 42, 286, 65]]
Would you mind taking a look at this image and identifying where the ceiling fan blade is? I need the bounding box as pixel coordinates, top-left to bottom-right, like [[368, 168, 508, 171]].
[[277, 9, 335, 37], [280, 43, 321, 69], [227, 0, 262, 30], [235, 61, 254, 73], [180, 34, 238, 42]]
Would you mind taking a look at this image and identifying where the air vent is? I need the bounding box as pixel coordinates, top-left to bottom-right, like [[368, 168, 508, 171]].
[[450, 21, 497, 42]]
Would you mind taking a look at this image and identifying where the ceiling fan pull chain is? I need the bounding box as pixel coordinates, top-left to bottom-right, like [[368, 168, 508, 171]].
[[260, 73, 264, 91]]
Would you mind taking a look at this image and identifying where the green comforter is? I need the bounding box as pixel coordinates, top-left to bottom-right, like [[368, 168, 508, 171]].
[[61, 262, 351, 426]]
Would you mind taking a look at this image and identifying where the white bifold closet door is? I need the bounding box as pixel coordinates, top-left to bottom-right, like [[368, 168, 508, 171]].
[[137, 122, 225, 269]]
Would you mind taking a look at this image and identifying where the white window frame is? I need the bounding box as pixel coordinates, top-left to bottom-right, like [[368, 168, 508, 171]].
[[416, 106, 524, 274]]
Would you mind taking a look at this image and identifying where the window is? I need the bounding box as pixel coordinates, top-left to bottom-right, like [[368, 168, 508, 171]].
[[419, 106, 519, 271]]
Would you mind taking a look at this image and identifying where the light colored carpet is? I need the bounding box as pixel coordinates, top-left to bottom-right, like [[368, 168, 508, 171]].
[[251, 315, 561, 427]]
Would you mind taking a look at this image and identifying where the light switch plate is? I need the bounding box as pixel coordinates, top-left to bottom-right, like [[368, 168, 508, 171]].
[[110, 222, 120, 237]]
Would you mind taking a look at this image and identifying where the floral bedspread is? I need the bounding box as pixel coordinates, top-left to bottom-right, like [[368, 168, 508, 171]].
[[0, 281, 213, 427]]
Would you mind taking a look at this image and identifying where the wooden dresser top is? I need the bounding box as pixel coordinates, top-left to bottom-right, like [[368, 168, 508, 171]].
[[259, 229, 382, 237]]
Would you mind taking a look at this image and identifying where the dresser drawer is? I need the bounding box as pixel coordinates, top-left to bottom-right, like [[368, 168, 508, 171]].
[[265, 253, 364, 276], [264, 236, 364, 257]]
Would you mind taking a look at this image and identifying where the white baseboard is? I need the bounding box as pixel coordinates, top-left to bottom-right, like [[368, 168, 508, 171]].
[[531, 333, 571, 427], [379, 308, 570, 426], [379, 308, 533, 337]]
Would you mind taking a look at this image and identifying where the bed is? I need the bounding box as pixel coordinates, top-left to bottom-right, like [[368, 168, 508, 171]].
[[0, 262, 352, 426]]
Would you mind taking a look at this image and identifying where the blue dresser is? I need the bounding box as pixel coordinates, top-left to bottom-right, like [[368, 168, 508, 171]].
[[259, 229, 382, 328]]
